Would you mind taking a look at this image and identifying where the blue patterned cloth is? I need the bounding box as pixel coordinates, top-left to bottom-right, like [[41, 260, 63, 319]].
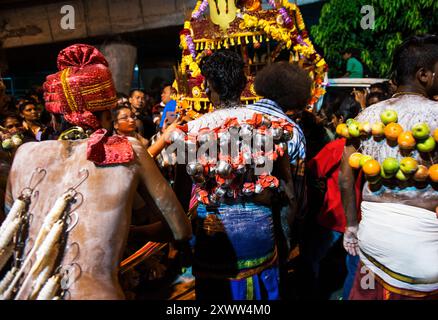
[[195, 265, 280, 300], [248, 99, 306, 165], [193, 202, 279, 300]]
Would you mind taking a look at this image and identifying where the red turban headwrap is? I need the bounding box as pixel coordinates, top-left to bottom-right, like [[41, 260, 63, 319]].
[[44, 44, 134, 166], [43, 44, 117, 129]]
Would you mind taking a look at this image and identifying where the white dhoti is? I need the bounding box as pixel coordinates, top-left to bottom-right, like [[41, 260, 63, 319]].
[[358, 201, 438, 294]]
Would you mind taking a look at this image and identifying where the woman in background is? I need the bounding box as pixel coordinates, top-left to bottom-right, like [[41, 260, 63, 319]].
[[19, 99, 51, 141]]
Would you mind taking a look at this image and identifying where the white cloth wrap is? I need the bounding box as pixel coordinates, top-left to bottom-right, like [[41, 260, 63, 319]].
[[358, 201, 438, 292]]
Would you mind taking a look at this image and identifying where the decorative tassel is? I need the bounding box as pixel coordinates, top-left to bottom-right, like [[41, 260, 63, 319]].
[[32, 221, 64, 275], [237, 37, 241, 45], [0, 199, 27, 236], [36, 274, 61, 300], [0, 267, 17, 296], [29, 244, 59, 300], [0, 217, 21, 252]]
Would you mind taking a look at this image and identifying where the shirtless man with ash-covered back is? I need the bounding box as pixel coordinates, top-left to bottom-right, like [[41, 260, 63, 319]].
[[0, 44, 191, 300]]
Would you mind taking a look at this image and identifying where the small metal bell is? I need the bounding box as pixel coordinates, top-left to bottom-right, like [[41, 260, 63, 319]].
[[271, 127, 284, 141], [261, 117, 272, 128], [186, 162, 204, 176], [239, 124, 253, 140], [214, 186, 227, 198], [255, 184, 263, 194], [282, 130, 293, 141], [216, 160, 233, 177]]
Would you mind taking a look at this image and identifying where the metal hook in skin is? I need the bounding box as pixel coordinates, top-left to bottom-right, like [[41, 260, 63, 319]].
[[65, 212, 79, 233], [65, 242, 80, 263], [70, 168, 89, 192], [19, 168, 47, 200], [28, 168, 47, 192], [64, 192, 83, 218], [27, 191, 39, 216], [59, 262, 82, 291]]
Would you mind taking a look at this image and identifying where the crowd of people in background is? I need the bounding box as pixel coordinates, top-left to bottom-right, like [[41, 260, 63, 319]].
[[1, 34, 438, 301], [0, 57, 420, 301]]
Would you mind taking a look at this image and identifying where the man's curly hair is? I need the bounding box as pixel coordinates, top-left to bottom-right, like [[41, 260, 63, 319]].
[[200, 50, 247, 103], [254, 62, 312, 111]]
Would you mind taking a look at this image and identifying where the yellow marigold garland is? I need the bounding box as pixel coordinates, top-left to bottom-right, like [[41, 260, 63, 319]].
[[177, 1, 328, 112]]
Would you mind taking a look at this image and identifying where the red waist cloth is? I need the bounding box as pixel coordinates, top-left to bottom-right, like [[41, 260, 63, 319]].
[[87, 129, 134, 165], [307, 138, 362, 233]]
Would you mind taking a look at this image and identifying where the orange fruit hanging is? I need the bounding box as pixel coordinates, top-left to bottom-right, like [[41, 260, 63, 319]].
[[413, 165, 429, 182], [397, 131, 416, 149], [384, 123, 403, 141], [362, 159, 381, 177], [429, 164, 438, 182], [348, 152, 363, 169], [336, 123, 347, 136], [433, 128, 438, 143]]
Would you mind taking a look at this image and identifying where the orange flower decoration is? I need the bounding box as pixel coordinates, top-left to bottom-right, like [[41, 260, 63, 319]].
[[258, 175, 279, 188], [247, 113, 263, 127], [243, 182, 255, 192], [223, 117, 239, 128], [198, 189, 210, 204]]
